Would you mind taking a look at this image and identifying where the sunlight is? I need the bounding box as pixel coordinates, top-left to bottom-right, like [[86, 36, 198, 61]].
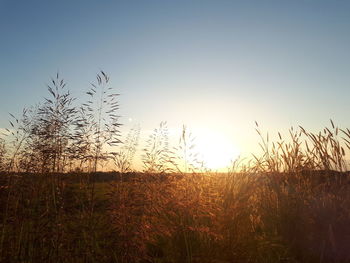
[[195, 131, 240, 171]]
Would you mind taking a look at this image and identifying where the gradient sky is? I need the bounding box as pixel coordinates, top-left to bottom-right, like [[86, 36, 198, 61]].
[[1, 0, 350, 166]]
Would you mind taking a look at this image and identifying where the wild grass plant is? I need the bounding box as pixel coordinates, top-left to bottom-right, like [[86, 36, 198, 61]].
[[1, 72, 350, 262], [113, 125, 141, 173]]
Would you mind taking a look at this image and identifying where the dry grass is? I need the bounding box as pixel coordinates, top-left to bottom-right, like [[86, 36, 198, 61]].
[[1, 72, 350, 262]]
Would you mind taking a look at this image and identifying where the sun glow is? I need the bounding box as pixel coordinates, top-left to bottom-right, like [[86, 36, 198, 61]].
[[195, 131, 240, 171]]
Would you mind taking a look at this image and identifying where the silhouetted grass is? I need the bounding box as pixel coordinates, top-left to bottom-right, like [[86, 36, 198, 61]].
[[1, 72, 350, 262]]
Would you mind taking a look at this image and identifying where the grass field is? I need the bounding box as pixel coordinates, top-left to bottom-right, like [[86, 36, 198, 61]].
[[1, 73, 350, 262], [1, 169, 350, 263]]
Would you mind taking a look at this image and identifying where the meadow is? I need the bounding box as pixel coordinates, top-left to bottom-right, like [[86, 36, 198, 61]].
[[1, 72, 350, 263]]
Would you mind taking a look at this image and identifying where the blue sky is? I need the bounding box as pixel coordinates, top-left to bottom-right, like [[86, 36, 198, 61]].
[[1, 0, 350, 161]]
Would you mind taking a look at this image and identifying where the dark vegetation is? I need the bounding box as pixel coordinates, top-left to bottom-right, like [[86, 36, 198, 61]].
[[1, 72, 350, 262]]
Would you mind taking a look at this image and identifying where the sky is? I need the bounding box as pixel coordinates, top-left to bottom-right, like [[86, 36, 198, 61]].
[[1, 0, 350, 169]]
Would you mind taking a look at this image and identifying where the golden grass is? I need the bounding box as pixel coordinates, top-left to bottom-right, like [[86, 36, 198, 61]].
[[1, 72, 350, 262]]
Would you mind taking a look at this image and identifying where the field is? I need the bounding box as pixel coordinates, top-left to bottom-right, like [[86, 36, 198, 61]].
[[1, 169, 350, 263], [1, 73, 350, 262]]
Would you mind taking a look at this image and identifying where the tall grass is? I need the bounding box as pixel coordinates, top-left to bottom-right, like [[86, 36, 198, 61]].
[[113, 125, 140, 173], [1, 72, 350, 262]]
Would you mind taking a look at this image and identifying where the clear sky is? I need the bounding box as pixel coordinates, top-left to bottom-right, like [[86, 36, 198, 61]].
[[1, 0, 350, 168]]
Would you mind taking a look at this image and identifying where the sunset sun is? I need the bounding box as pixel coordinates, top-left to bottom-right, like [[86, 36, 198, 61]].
[[196, 131, 240, 171]]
